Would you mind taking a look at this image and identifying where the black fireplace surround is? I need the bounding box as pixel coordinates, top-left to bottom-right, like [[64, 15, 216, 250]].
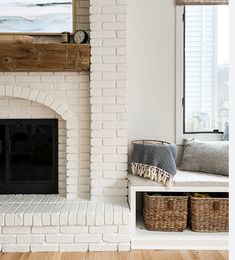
[[0, 119, 58, 194]]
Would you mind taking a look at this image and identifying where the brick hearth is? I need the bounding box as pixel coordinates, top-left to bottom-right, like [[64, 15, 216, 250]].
[[0, 195, 130, 252]]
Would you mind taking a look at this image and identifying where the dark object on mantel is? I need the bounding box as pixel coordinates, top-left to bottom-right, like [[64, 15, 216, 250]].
[[61, 32, 70, 43], [0, 43, 90, 72]]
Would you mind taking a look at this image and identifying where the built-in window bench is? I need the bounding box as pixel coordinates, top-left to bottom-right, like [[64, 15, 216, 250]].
[[0, 195, 131, 252], [128, 172, 229, 250]]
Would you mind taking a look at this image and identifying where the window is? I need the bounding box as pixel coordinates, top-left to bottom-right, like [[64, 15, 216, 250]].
[[183, 5, 229, 133]]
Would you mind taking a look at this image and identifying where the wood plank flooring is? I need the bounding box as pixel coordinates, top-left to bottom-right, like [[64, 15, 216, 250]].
[[0, 251, 228, 260]]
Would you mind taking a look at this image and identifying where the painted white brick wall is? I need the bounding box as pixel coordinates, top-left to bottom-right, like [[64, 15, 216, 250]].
[[0, 74, 90, 199], [90, 0, 128, 202]]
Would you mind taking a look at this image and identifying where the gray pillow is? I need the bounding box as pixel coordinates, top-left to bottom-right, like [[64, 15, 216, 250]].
[[223, 122, 229, 141], [179, 139, 229, 176]]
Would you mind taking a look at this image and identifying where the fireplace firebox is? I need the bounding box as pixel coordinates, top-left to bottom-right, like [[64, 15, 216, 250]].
[[0, 119, 58, 194]]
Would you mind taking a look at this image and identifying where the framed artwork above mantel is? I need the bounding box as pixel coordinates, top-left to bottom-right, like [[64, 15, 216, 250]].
[[0, 0, 75, 35]]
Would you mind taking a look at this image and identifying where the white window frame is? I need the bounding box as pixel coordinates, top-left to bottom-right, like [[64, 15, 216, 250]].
[[175, 6, 223, 145]]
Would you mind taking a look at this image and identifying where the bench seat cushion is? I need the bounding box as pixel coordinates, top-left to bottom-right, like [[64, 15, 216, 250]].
[[128, 169, 228, 188]]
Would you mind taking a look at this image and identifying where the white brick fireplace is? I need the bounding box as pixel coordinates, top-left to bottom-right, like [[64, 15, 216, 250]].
[[0, 77, 90, 199], [0, 0, 129, 252]]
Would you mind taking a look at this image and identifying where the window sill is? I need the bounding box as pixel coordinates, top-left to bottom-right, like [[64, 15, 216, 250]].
[[176, 132, 223, 145]]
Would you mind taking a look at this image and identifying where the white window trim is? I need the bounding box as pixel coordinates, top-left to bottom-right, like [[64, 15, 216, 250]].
[[175, 6, 223, 145]]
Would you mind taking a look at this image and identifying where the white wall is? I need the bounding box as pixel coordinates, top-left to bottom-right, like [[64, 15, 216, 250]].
[[127, 0, 176, 143]]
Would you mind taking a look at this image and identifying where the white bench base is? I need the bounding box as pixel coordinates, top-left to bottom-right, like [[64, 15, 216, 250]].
[[128, 173, 229, 250]]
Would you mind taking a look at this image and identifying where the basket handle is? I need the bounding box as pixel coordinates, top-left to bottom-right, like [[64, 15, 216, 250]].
[[213, 201, 220, 210], [167, 199, 174, 210], [131, 139, 170, 145]]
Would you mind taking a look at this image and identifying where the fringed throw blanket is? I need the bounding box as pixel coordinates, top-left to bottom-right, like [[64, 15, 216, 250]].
[[131, 143, 177, 187]]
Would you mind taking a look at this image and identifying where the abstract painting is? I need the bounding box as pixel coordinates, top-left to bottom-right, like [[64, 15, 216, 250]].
[[0, 0, 74, 34]]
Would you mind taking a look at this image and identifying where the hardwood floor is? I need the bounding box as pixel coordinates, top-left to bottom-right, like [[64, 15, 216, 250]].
[[0, 251, 228, 260]]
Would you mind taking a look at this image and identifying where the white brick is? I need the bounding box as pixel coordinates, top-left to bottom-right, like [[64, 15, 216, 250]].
[[89, 243, 117, 252], [103, 105, 126, 112], [87, 202, 96, 225], [28, 89, 39, 101], [5, 85, 14, 96], [103, 72, 126, 80], [90, 31, 116, 39], [24, 204, 38, 226], [90, 22, 102, 30], [103, 155, 127, 163], [118, 225, 130, 234], [116, 163, 128, 171], [91, 162, 116, 171], [90, 14, 114, 22], [60, 203, 71, 225], [90, 96, 115, 104], [89, 225, 117, 234], [113, 205, 123, 225], [2, 244, 30, 252], [15, 75, 39, 83], [0, 76, 14, 83], [91, 47, 116, 55], [91, 113, 116, 121], [105, 203, 113, 225], [33, 203, 47, 226], [102, 6, 126, 14], [42, 203, 54, 226], [51, 203, 64, 226], [103, 138, 127, 146], [91, 187, 103, 196], [77, 201, 87, 225], [104, 188, 128, 196], [103, 56, 125, 64], [90, 80, 115, 88], [91, 146, 115, 154], [0, 235, 16, 244], [116, 0, 126, 4], [103, 39, 126, 47], [123, 207, 131, 225], [103, 171, 127, 179], [95, 202, 104, 225], [3, 227, 31, 234], [103, 234, 130, 243], [46, 235, 73, 243], [103, 22, 125, 30], [90, 0, 115, 5], [74, 234, 102, 243], [117, 146, 128, 154], [31, 244, 59, 252], [13, 86, 22, 97], [68, 201, 79, 225], [60, 244, 88, 252], [103, 121, 127, 129], [41, 75, 64, 83], [90, 6, 101, 14], [118, 243, 131, 251], [60, 226, 88, 234], [17, 235, 44, 244], [103, 88, 126, 96], [91, 130, 116, 137], [32, 226, 59, 234]]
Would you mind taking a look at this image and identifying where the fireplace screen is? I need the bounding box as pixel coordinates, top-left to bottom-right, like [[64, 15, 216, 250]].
[[0, 119, 58, 194]]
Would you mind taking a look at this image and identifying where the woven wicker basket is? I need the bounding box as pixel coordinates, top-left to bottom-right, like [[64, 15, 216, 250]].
[[189, 193, 229, 232], [143, 192, 188, 232]]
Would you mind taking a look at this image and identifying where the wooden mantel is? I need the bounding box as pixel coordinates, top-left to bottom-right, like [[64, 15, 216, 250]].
[[0, 43, 90, 72]]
